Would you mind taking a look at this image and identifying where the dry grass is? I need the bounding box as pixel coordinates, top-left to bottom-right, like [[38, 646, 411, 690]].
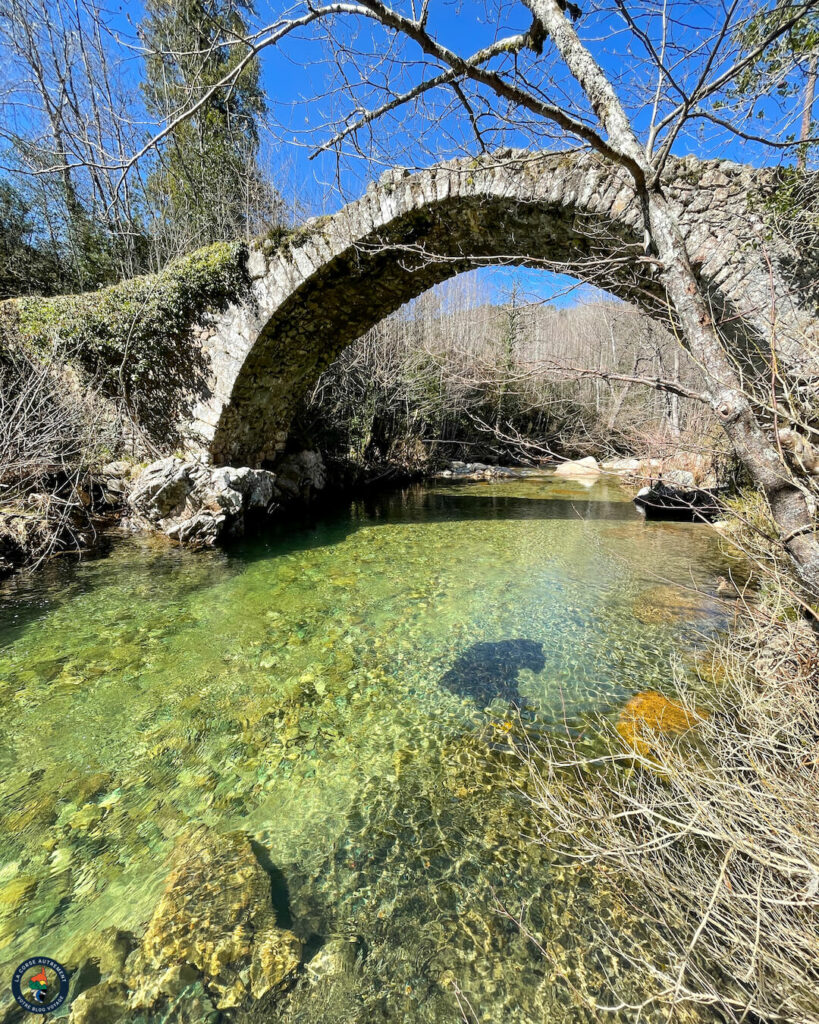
[[515, 597, 819, 1023], [0, 344, 118, 571]]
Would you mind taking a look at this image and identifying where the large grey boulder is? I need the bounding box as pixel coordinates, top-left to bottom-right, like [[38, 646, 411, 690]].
[[128, 458, 276, 547]]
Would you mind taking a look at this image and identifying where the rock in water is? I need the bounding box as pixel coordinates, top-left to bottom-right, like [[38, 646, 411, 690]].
[[440, 639, 545, 707], [128, 452, 326, 547], [128, 457, 276, 547], [553, 456, 601, 477], [617, 690, 707, 758], [68, 980, 130, 1024], [127, 828, 302, 1011]]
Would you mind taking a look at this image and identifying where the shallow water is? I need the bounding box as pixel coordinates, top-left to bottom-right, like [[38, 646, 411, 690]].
[[0, 476, 741, 1022]]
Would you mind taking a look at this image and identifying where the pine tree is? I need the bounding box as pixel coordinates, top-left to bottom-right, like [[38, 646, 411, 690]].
[[141, 0, 274, 259]]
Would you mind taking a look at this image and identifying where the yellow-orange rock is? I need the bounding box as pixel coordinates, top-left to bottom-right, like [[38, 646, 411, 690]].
[[133, 827, 301, 1010], [632, 584, 714, 625], [617, 691, 706, 757]]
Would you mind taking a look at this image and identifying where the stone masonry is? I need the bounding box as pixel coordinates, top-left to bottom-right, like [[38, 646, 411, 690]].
[[185, 149, 819, 467]]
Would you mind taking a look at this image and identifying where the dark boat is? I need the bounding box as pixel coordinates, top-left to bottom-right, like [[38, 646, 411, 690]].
[[633, 481, 723, 522]]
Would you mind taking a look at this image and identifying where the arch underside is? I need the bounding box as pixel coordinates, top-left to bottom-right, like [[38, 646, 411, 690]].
[[205, 188, 753, 467]]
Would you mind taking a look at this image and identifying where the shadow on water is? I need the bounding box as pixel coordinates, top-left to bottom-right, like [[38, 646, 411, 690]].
[[352, 488, 640, 525], [439, 638, 546, 707], [249, 839, 295, 930], [234, 487, 641, 569]]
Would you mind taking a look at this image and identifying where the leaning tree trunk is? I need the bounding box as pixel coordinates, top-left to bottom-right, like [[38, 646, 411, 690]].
[[520, 0, 819, 596], [647, 188, 819, 595]]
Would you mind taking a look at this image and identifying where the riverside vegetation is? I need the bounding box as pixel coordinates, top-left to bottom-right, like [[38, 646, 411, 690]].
[[1, 163, 817, 1024]]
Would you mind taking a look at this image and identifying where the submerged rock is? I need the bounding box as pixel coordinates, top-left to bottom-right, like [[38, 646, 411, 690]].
[[131, 828, 301, 1010], [616, 690, 707, 758], [67, 927, 136, 980], [440, 639, 545, 707], [68, 828, 302, 1021], [68, 980, 129, 1024], [305, 936, 361, 983], [632, 583, 714, 625]]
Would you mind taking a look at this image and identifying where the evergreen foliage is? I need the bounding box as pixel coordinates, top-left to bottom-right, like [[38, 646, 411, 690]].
[[3, 241, 250, 442], [141, 0, 274, 258], [0, 180, 64, 299]]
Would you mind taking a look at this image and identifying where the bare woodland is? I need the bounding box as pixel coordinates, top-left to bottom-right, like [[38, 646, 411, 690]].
[[295, 279, 718, 477]]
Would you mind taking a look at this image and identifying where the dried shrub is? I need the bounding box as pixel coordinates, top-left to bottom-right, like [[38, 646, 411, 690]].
[[517, 599, 819, 1023], [0, 343, 118, 571]]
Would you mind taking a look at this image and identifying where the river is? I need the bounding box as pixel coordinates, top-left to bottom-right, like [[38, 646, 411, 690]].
[[0, 475, 741, 1022]]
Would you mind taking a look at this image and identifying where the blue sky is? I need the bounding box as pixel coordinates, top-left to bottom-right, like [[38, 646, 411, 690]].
[[227, 0, 804, 305], [12, 0, 807, 305]]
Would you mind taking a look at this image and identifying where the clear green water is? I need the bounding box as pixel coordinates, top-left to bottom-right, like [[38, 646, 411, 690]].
[[0, 476, 739, 1022]]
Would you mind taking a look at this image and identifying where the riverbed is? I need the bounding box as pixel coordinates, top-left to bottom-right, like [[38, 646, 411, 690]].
[[0, 475, 741, 1022]]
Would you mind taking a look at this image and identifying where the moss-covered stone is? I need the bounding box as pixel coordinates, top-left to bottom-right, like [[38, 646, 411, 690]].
[[1, 242, 250, 446]]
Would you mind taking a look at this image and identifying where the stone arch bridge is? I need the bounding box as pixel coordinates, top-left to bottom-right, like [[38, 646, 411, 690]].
[[189, 150, 817, 467]]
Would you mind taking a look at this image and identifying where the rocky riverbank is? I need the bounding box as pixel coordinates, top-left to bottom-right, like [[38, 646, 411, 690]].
[[434, 451, 719, 488], [127, 451, 327, 548], [0, 451, 329, 578], [0, 447, 721, 578]]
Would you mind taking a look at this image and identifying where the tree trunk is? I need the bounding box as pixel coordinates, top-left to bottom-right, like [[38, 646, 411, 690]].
[[647, 187, 819, 593], [798, 49, 817, 172], [669, 350, 681, 439]]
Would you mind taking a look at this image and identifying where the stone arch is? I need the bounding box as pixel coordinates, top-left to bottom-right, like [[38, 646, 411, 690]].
[[189, 150, 814, 467]]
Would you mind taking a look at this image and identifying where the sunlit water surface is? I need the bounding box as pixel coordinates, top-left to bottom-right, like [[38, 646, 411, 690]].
[[0, 476, 741, 1022]]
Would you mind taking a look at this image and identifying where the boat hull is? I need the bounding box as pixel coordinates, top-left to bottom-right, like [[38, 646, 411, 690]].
[[633, 484, 722, 523]]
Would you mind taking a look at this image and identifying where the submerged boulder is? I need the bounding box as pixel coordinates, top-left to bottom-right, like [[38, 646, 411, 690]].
[[632, 584, 715, 625], [132, 828, 302, 1010], [67, 828, 302, 1022], [68, 980, 130, 1024], [617, 690, 707, 758]]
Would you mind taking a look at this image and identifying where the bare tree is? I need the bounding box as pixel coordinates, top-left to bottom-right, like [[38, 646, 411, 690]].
[[0, 0, 153, 283]]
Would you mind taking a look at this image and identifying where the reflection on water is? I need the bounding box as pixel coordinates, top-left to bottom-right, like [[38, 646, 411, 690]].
[[0, 476, 741, 1022]]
